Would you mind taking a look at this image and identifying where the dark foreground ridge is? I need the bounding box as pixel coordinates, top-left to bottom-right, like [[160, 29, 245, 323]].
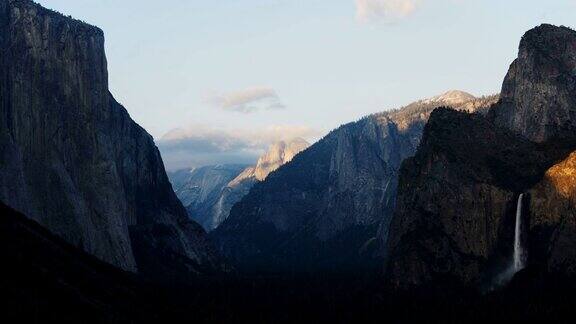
[[3, 199, 576, 323], [0, 201, 156, 322]]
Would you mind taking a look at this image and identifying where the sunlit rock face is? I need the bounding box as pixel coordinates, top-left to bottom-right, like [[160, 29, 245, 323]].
[[228, 138, 311, 185], [211, 91, 496, 274], [252, 138, 311, 181], [529, 152, 576, 273], [386, 24, 576, 290], [0, 0, 223, 277]]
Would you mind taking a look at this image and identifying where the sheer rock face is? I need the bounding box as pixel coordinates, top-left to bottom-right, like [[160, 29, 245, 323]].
[[0, 0, 222, 275], [386, 25, 576, 289], [492, 24, 576, 142], [211, 92, 496, 274]]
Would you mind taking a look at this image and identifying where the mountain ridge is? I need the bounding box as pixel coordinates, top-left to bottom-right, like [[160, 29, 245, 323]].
[[212, 91, 498, 274]]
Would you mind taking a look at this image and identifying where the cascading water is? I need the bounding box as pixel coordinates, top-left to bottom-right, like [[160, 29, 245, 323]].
[[513, 193, 525, 272], [489, 194, 528, 291]]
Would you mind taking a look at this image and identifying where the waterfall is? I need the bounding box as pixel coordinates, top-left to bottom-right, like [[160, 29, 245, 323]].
[[489, 193, 527, 290], [513, 193, 525, 272]]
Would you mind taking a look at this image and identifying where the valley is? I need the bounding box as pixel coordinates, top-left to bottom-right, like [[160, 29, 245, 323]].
[[1, 0, 576, 322]]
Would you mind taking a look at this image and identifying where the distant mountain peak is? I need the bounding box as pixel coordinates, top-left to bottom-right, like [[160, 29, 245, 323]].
[[379, 91, 498, 132], [423, 90, 476, 106], [228, 138, 310, 185], [253, 138, 310, 181]]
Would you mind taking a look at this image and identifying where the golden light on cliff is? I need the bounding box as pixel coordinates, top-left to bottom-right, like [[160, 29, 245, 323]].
[[543, 151, 576, 199]]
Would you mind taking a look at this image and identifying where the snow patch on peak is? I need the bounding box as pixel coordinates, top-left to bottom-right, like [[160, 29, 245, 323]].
[[424, 90, 477, 106]]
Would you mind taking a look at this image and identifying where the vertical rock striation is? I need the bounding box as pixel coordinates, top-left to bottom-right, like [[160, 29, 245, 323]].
[[0, 0, 222, 276]]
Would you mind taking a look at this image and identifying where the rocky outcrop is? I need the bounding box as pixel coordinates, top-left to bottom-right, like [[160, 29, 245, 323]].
[[386, 24, 576, 289], [212, 91, 497, 273], [0, 0, 222, 277], [491, 24, 576, 142]]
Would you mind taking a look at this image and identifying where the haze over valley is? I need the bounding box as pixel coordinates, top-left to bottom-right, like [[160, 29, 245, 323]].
[[2, 0, 576, 322]]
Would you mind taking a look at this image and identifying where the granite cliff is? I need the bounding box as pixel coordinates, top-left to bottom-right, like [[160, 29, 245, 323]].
[[386, 24, 576, 289], [492, 24, 576, 142], [385, 108, 575, 288], [0, 0, 222, 278]]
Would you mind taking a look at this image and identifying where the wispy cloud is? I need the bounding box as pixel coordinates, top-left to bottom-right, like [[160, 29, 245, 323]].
[[204, 87, 286, 113], [158, 125, 320, 170], [355, 0, 419, 23]]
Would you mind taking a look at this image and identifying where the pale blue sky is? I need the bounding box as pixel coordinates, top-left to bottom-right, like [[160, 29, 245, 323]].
[[36, 0, 576, 169]]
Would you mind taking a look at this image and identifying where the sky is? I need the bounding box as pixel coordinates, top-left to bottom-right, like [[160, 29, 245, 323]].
[[37, 0, 576, 170]]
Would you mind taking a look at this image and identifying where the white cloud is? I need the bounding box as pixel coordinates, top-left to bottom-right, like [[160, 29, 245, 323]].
[[205, 87, 286, 113], [157, 125, 321, 170], [355, 0, 419, 23]]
